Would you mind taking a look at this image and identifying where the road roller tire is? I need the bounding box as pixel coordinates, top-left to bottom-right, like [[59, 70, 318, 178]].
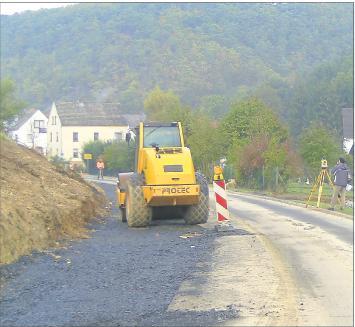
[[125, 174, 152, 227], [184, 172, 209, 225]]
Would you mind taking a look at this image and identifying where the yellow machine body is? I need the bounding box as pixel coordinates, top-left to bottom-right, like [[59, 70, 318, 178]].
[[117, 122, 200, 207], [117, 189, 126, 206]]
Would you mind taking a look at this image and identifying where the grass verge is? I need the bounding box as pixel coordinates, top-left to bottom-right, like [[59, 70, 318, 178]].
[[232, 182, 353, 217]]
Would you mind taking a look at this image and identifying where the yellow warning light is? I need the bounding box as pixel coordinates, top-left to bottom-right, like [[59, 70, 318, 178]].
[[213, 165, 224, 181], [214, 166, 223, 175]]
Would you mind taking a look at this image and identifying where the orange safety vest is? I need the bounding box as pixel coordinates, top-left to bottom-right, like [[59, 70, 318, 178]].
[[96, 161, 104, 169]]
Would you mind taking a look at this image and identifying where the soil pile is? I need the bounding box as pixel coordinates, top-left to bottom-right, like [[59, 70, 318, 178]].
[[0, 137, 108, 264]]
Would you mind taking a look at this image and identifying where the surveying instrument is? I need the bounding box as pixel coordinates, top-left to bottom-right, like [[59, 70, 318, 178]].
[[306, 158, 336, 208]]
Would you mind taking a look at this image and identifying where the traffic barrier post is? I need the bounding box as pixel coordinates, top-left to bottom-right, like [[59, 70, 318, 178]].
[[213, 166, 235, 232]]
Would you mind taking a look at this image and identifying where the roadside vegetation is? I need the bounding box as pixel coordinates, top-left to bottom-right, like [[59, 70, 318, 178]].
[[77, 86, 353, 215], [236, 181, 353, 215], [82, 140, 135, 176], [2, 73, 353, 214], [0, 78, 26, 131]]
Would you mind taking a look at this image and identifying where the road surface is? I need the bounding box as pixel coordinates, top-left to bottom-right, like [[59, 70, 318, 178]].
[[227, 192, 353, 326], [0, 182, 353, 326]]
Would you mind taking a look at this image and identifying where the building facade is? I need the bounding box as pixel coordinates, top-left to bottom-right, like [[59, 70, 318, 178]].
[[47, 102, 143, 163], [9, 108, 48, 155]]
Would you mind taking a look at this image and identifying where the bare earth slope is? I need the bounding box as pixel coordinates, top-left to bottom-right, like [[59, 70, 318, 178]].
[[0, 137, 107, 265]]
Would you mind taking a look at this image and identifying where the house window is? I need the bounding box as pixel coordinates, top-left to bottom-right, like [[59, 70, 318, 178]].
[[50, 132, 52, 142], [94, 132, 99, 141], [56, 132, 59, 142], [73, 132, 78, 142], [52, 116, 57, 125], [34, 120, 44, 128], [73, 148, 79, 158], [114, 132, 122, 141]]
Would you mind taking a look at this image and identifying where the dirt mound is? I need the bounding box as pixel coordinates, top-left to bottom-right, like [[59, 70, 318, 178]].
[[0, 137, 108, 265]]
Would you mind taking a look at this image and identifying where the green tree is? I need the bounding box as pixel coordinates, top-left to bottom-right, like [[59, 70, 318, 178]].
[[103, 141, 135, 173], [188, 114, 224, 179], [299, 123, 342, 177], [233, 134, 302, 191], [198, 95, 230, 120], [143, 87, 230, 179], [82, 140, 135, 175], [220, 98, 300, 190], [0, 79, 25, 130], [120, 80, 144, 113], [82, 140, 106, 173], [144, 86, 181, 121], [82, 140, 106, 162], [1, 3, 352, 123], [221, 98, 288, 148], [286, 56, 353, 136], [144, 86, 193, 137]]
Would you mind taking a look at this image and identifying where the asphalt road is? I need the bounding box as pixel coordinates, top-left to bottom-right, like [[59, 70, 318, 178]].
[[0, 183, 353, 326], [227, 192, 353, 326], [229, 192, 353, 244]]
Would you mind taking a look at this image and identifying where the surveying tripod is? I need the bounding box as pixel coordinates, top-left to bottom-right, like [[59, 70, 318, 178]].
[[306, 159, 337, 208]]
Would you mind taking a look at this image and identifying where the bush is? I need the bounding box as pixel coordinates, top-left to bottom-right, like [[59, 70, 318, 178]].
[[82, 140, 135, 175], [299, 123, 342, 177]]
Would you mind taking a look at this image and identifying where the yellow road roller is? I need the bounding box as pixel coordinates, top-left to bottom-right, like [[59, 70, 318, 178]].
[[117, 122, 209, 227]]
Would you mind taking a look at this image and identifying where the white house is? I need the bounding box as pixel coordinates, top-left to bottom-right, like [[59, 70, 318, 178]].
[[9, 108, 48, 155], [47, 101, 143, 163]]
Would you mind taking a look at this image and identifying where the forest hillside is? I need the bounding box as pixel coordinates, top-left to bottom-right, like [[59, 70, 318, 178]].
[[1, 3, 353, 134]]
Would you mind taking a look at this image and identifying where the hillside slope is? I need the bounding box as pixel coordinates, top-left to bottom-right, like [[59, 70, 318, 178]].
[[0, 3, 352, 113], [0, 137, 107, 264]]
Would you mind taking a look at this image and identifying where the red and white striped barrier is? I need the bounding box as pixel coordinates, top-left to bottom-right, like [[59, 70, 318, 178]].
[[213, 179, 230, 222]]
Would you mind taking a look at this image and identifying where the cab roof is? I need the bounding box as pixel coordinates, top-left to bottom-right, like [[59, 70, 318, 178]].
[[141, 122, 179, 127]]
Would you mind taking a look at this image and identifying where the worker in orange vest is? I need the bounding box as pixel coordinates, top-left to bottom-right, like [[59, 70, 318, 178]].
[[96, 158, 105, 180]]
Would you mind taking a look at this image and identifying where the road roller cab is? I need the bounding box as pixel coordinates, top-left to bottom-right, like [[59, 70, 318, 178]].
[[117, 122, 209, 227]]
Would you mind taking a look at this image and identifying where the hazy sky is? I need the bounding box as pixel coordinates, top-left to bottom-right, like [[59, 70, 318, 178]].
[[1, 0, 350, 15], [0, 3, 75, 15]]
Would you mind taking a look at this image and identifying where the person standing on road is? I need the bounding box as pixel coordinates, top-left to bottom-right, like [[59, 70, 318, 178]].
[[96, 158, 105, 180], [329, 157, 350, 211]]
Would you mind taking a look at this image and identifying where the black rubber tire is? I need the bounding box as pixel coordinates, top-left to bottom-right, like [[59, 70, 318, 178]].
[[125, 174, 152, 227], [120, 207, 127, 222], [184, 172, 209, 225]]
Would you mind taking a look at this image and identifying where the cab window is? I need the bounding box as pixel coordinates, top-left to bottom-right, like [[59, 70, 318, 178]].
[[143, 126, 181, 148]]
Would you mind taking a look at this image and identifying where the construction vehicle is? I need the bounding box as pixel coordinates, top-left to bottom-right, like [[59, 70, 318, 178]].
[[116, 122, 209, 227]]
